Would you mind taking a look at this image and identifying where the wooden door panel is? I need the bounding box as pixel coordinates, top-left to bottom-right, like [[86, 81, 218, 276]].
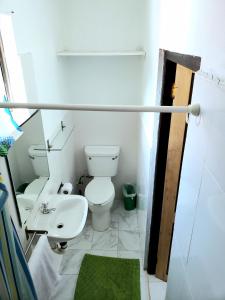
[[156, 64, 193, 280]]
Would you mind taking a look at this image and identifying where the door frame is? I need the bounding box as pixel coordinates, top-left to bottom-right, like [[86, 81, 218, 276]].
[[146, 49, 201, 275]]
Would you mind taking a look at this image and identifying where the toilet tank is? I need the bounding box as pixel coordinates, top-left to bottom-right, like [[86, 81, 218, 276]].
[[28, 145, 48, 177], [85, 145, 120, 177]]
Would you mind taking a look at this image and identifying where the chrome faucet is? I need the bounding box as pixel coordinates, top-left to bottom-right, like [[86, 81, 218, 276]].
[[40, 202, 56, 214]]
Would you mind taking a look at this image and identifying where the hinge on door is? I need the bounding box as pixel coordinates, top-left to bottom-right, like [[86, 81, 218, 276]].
[[171, 83, 178, 100]]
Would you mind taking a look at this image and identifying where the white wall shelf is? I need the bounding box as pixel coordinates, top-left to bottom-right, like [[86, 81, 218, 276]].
[[57, 50, 146, 57]]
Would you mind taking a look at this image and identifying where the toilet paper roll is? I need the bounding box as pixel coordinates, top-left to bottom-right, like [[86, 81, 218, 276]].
[[60, 182, 73, 195]]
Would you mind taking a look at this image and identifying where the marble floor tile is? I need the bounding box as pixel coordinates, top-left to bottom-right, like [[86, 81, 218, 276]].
[[87, 210, 118, 230], [92, 229, 118, 251], [68, 225, 93, 250], [118, 230, 141, 251], [113, 201, 124, 212], [118, 209, 139, 231], [118, 250, 143, 260], [149, 281, 167, 300], [141, 274, 150, 300], [86, 211, 92, 225], [60, 249, 91, 275], [140, 262, 148, 278], [140, 232, 146, 252], [91, 250, 118, 257], [110, 211, 119, 229], [50, 275, 78, 300], [52, 204, 149, 299], [137, 210, 147, 233], [148, 275, 165, 283]]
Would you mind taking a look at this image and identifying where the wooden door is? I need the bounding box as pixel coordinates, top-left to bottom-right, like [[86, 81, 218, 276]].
[[155, 64, 193, 281]]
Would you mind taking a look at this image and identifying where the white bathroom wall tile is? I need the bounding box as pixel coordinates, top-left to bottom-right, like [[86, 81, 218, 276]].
[[118, 230, 141, 252], [50, 275, 78, 300], [186, 167, 225, 299], [68, 225, 94, 250], [60, 249, 91, 275], [92, 229, 118, 251], [91, 250, 117, 258], [73, 111, 139, 200], [194, 76, 225, 192], [171, 83, 206, 264], [118, 209, 139, 232]]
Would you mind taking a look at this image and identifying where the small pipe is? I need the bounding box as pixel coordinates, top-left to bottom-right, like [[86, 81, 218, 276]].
[[0, 102, 201, 116]]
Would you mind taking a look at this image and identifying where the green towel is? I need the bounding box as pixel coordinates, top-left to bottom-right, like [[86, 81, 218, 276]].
[[74, 254, 141, 300]]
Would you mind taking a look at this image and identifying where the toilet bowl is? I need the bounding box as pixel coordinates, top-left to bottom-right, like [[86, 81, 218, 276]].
[[24, 177, 48, 194], [85, 177, 115, 231], [84, 145, 120, 231]]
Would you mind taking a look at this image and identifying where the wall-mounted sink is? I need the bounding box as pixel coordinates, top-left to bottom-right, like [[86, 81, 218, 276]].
[[27, 194, 88, 242]]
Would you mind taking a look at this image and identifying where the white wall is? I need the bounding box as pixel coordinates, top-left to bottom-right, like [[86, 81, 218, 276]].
[[0, 157, 27, 247], [72, 111, 138, 202], [64, 57, 143, 105], [62, 0, 144, 52], [141, 0, 225, 298], [167, 74, 225, 300], [7, 112, 48, 190], [0, 0, 67, 139], [0, 1, 146, 248], [59, 0, 145, 106], [39, 111, 77, 197], [39, 110, 138, 209], [1, 0, 145, 109], [136, 0, 161, 260]]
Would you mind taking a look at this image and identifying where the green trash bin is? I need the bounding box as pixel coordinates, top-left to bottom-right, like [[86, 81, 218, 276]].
[[123, 184, 137, 211], [17, 182, 30, 194]]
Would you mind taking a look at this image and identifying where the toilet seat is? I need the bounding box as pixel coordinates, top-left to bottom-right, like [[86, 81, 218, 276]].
[[85, 177, 115, 206], [25, 177, 48, 194]]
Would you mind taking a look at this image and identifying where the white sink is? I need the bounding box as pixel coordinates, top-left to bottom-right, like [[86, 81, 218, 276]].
[[28, 194, 88, 242]]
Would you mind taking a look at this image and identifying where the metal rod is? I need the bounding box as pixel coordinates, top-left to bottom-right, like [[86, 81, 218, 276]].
[[0, 102, 201, 116], [24, 232, 36, 257]]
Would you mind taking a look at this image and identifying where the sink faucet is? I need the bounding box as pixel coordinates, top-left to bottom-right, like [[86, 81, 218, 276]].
[[40, 202, 56, 214]]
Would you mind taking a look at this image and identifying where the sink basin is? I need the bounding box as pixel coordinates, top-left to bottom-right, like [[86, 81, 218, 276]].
[[27, 194, 88, 242]]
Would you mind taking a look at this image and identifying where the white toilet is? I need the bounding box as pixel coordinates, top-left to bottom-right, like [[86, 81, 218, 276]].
[[84, 145, 120, 231]]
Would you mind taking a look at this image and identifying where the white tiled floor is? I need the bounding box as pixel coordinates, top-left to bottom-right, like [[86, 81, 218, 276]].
[[148, 275, 167, 300], [50, 205, 151, 300], [49, 206, 169, 300]]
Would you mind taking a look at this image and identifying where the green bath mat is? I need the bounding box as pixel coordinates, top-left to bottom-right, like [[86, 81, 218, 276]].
[[74, 254, 140, 300]]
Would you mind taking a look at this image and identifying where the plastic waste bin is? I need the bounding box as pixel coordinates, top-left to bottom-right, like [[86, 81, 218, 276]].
[[123, 184, 137, 211], [17, 183, 29, 194]]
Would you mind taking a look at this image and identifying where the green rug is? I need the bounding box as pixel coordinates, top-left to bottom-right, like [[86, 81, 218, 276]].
[[74, 254, 141, 300]]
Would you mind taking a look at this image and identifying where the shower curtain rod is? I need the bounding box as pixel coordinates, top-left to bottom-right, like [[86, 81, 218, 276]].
[[0, 102, 200, 116]]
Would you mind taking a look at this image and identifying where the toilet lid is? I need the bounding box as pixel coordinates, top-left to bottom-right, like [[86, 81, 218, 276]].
[[25, 177, 48, 194], [85, 178, 115, 205]]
